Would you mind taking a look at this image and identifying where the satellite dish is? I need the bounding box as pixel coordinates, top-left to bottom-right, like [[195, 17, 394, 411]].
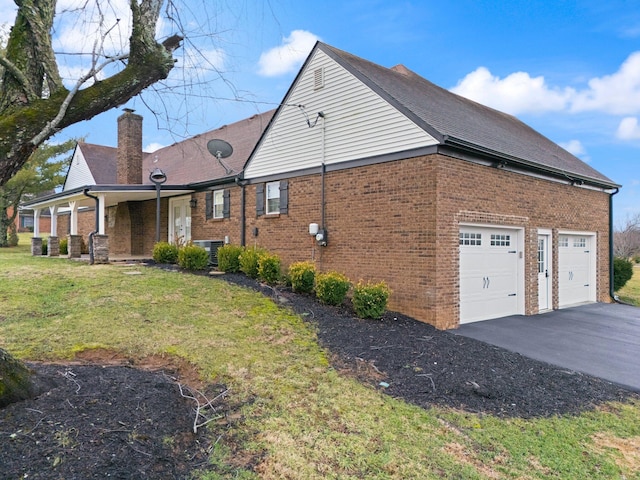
[[207, 139, 233, 159]]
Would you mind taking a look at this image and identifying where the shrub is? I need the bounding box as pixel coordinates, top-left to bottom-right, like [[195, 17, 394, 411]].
[[41, 237, 48, 255], [614, 257, 634, 291], [239, 247, 266, 279], [288, 261, 316, 293], [8, 226, 18, 247], [315, 271, 351, 306], [217, 244, 243, 273], [59, 238, 68, 255], [153, 242, 179, 264], [178, 244, 210, 270], [258, 252, 281, 285], [352, 280, 391, 319]]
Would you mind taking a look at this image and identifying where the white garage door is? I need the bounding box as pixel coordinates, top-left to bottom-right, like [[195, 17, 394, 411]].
[[459, 226, 522, 324], [558, 234, 595, 307]]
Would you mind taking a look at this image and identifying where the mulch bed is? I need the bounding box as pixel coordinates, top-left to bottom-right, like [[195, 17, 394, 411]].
[[1, 267, 638, 478]]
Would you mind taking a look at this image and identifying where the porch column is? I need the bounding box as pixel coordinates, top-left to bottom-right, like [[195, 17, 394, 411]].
[[32, 208, 41, 237], [93, 234, 109, 264], [47, 236, 60, 257], [69, 201, 78, 235], [31, 209, 42, 256], [30, 237, 43, 256], [67, 234, 82, 259], [49, 205, 58, 236], [97, 194, 106, 234]]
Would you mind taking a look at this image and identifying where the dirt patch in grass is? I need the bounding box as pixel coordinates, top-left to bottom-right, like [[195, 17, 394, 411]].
[[1, 268, 638, 478]]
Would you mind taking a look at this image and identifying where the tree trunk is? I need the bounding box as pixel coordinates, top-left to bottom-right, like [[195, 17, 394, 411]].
[[0, 194, 10, 248], [0, 348, 36, 408]]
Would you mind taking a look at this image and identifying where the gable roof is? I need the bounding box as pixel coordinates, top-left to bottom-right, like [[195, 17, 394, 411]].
[[145, 110, 275, 186], [79, 143, 118, 184], [317, 43, 616, 188]]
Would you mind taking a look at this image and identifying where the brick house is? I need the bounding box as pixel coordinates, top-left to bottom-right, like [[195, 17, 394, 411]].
[[24, 42, 619, 329]]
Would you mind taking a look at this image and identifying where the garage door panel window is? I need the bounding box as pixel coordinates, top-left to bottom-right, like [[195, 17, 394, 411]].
[[459, 232, 482, 245], [490, 234, 511, 246], [559, 236, 569, 247], [573, 237, 586, 248]]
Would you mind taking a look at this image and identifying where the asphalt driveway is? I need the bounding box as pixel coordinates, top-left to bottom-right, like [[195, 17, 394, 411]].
[[454, 303, 640, 391]]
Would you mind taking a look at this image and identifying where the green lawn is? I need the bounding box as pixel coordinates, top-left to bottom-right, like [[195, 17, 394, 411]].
[[617, 265, 640, 306], [1, 235, 639, 479]]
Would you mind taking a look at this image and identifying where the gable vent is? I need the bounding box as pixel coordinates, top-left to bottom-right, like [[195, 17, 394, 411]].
[[313, 67, 325, 90]]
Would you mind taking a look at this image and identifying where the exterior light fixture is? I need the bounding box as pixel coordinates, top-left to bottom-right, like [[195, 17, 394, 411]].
[[149, 168, 167, 243], [189, 197, 197, 209]]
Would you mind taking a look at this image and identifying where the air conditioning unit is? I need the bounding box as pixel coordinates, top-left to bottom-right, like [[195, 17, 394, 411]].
[[192, 240, 225, 267]]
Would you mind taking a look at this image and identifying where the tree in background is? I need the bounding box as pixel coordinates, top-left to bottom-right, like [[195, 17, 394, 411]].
[[0, 139, 76, 247], [614, 213, 640, 259]]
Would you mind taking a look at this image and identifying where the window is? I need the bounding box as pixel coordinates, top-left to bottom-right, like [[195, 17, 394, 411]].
[[266, 181, 280, 214], [573, 237, 586, 248], [490, 234, 511, 246], [559, 236, 569, 247], [538, 239, 545, 273], [205, 189, 230, 220], [459, 232, 481, 246], [256, 180, 288, 216], [213, 190, 224, 219]]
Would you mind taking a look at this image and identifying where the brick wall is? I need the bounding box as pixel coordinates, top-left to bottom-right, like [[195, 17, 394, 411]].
[[107, 199, 167, 256], [190, 189, 243, 244], [246, 153, 611, 329]]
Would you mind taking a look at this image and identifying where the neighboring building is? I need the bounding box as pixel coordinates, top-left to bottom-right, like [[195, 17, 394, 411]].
[[24, 42, 620, 329]]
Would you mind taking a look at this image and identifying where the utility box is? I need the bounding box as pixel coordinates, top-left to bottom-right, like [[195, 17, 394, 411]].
[[192, 240, 225, 266]]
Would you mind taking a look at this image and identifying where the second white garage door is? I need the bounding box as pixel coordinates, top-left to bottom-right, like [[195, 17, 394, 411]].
[[459, 226, 523, 324], [558, 233, 596, 307]]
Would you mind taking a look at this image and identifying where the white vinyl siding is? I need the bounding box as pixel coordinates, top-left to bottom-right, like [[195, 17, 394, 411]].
[[63, 148, 97, 191], [245, 49, 438, 178]]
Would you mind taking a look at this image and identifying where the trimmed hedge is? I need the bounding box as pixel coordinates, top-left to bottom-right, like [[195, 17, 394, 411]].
[[239, 247, 266, 279], [153, 242, 179, 264], [352, 280, 391, 319], [288, 261, 316, 293], [258, 252, 281, 285], [614, 257, 634, 291], [217, 244, 243, 273], [315, 271, 351, 306], [178, 244, 209, 270]]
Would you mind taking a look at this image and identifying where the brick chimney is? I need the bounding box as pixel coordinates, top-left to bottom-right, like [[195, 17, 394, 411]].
[[117, 109, 143, 184]]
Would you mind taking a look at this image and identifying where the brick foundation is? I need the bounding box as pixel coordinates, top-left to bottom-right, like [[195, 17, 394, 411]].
[[67, 235, 83, 258], [47, 236, 60, 257], [31, 237, 43, 256], [92, 234, 109, 264]]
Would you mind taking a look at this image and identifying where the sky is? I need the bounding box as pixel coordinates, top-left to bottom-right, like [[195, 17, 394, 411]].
[[0, 0, 639, 224]]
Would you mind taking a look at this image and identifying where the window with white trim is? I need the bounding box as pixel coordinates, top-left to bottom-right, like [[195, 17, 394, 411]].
[[213, 190, 224, 219], [266, 181, 281, 214], [559, 236, 569, 247], [490, 234, 511, 246], [459, 232, 482, 246]]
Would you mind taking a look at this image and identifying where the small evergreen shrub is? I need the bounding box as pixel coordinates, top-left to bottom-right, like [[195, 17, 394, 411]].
[[239, 247, 266, 279], [288, 261, 316, 293], [217, 244, 244, 272], [258, 252, 281, 285], [315, 271, 351, 306], [178, 244, 210, 270], [59, 238, 68, 255], [8, 226, 18, 247], [614, 257, 634, 291], [352, 280, 391, 319], [41, 237, 48, 255], [153, 242, 179, 264]]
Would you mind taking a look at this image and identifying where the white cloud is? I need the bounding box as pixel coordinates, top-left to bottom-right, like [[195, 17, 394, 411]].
[[571, 52, 640, 115], [559, 139, 587, 156], [616, 117, 640, 140], [451, 51, 640, 118], [450, 67, 573, 115], [258, 30, 319, 77], [145, 143, 166, 153]]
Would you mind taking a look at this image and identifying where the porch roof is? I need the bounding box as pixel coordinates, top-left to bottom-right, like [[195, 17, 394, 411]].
[[22, 184, 194, 211]]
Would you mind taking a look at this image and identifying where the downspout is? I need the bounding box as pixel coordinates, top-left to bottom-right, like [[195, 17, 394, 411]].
[[83, 188, 100, 265], [235, 178, 247, 247], [609, 187, 620, 302], [320, 113, 326, 234]]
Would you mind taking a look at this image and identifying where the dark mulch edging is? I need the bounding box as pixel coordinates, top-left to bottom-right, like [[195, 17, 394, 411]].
[[0, 363, 227, 480], [221, 272, 638, 418]]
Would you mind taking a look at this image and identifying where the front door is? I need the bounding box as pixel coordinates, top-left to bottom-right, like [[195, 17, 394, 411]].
[[169, 196, 192, 244], [537, 234, 551, 311]]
